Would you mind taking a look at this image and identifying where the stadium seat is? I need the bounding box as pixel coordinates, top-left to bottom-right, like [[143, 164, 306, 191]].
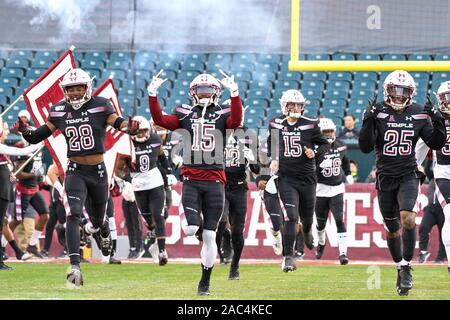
[[182, 61, 205, 71], [34, 51, 59, 61], [301, 80, 325, 91], [409, 54, 432, 61], [5, 58, 29, 69], [9, 50, 33, 60], [247, 98, 269, 109], [81, 60, 105, 70], [328, 72, 352, 82], [356, 54, 381, 60], [236, 80, 249, 91], [231, 60, 255, 72], [352, 89, 374, 101], [156, 61, 180, 71], [134, 60, 156, 71], [234, 71, 252, 82], [275, 80, 301, 90], [353, 72, 378, 82], [0, 85, 13, 98], [254, 62, 279, 73], [348, 97, 367, 110], [352, 80, 376, 91], [250, 80, 274, 90], [31, 57, 54, 68], [0, 68, 25, 78], [301, 88, 323, 100], [178, 70, 201, 81], [302, 71, 327, 82], [244, 114, 262, 128], [252, 71, 276, 82], [233, 53, 257, 64], [307, 53, 330, 60], [158, 53, 184, 63], [1, 77, 19, 88], [208, 53, 232, 65], [257, 54, 281, 64], [323, 98, 347, 109], [84, 51, 108, 62], [247, 90, 271, 101], [108, 60, 129, 70], [382, 54, 407, 61], [327, 80, 351, 91], [435, 54, 450, 61], [331, 53, 355, 60], [135, 51, 159, 64], [85, 68, 102, 79], [183, 53, 207, 64], [110, 52, 130, 61], [266, 107, 283, 119], [135, 70, 152, 80], [108, 69, 128, 80], [278, 72, 302, 82], [0, 96, 8, 107]]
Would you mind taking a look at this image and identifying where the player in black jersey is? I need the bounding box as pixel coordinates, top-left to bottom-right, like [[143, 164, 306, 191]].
[[315, 118, 353, 264], [222, 124, 260, 280], [149, 70, 243, 295], [359, 70, 446, 295], [14, 68, 139, 287], [267, 89, 330, 272], [9, 140, 49, 258]]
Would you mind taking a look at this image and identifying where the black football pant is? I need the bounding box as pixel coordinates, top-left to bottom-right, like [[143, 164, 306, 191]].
[[419, 203, 446, 259], [134, 186, 166, 237], [315, 193, 346, 233], [122, 199, 143, 251], [44, 198, 66, 252], [64, 161, 109, 266]]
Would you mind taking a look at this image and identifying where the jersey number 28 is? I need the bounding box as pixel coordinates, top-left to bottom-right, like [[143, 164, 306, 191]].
[[66, 124, 94, 152]]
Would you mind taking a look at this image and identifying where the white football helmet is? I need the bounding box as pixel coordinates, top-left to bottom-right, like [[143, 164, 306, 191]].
[[131, 115, 151, 142], [280, 89, 308, 118], [189, 74, 222, 106], [383, 70, 416, 111], [319, 118, 336, 143], [59, 68, 94, 110], [436, 81, 450, 115], [18, 109, 30, 122]]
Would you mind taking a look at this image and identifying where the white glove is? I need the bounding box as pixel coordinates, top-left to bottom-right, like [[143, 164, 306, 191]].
[[53, 181, 64, 196], [270, 160, 279, 175], [172, 154, 183, 169], [265, 175, 278, 194], [167, 174, 178, 186], [319, 158, 333, 169], [218, 69, 239, 97], [147, 69, 167, 96], [122, 181, 135, 202], [346, 175, 354, 185], [243, 147, 255, 162]]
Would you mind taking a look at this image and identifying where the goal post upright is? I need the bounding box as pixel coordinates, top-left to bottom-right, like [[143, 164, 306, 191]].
[[289, 0, 450, 72]]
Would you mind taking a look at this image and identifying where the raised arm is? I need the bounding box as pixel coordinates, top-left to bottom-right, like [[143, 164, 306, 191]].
[[14, 117, 56, 145]]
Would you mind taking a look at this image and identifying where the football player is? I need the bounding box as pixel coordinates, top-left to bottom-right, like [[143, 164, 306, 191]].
[[315, 118, 353, 265], [148, 70, 243, 295], [415, 80, 450, 275], [14, 68, 139, 286], [267, 89, 330, 272], [359, 70, 446, 295]]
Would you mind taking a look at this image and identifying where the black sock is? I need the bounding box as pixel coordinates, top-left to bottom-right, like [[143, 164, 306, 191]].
[[200, 264, 213, 284], [157, 238, 165, 252], [231, 233, 244, 269], [402, 225, 416, 262], [282, 221, 296, 257], [8, 240, 22, 257], [387, 234, 402, 263], [0, 245, 3, 263], [66, 215, 81, 266], [111, 239, 117, 256]]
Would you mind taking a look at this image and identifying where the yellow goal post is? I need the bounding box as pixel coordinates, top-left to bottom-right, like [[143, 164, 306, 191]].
[[289, 0, 450, 72]]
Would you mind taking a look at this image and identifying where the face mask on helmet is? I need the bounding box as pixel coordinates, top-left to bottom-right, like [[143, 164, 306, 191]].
[[437, 81, 450, 115], [383, 70, 416, 111], [60, 69, 93, 110], [189, 74, 221, 107], [322, 129, 336, 143], [284, 102, 305, 119], [130, 116, 151, 142], [280, 90, 308, 119]]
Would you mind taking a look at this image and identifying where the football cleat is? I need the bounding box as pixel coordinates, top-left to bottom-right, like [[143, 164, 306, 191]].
[[0, 263, 12, 270], [303, 231, 314, 250], [197, 281, 210, 296], [397, 265, 413, 296], [448, 267, 450, 276], [17, 251, 32, 261], [293, 251, 304, 261], [66, 266, 83, 288], [281, 256, 297, 273], [272, 231, 283, 256], [109, 257, 122, 264], [2, 252, 8, 261], [339, 254, 349, 265], [228, 266, 240, 280], [316, 244, 325, 259], [39, 249, 49, 258], [418, 251, 430, 264], [158, 250, 168, 266], [26, 245, 44, 258]]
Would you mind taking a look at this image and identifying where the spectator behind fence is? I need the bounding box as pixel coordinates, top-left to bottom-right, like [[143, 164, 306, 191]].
[[349, 160, 359, 182], [338, 115, 360, 140]]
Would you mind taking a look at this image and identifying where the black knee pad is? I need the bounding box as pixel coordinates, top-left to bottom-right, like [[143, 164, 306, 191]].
[[301, 218, 313, 233], [335, 220, 346, 233], [316, 218, 327, 231], [384, 217, 401, 233]]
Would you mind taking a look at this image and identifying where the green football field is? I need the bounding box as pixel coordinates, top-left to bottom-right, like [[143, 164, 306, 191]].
[[1, 261, 449, 300]]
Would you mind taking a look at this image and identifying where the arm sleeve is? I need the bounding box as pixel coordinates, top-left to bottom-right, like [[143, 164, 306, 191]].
[[226, 96, 243, 129], [415, 138, 431, 166], [22, 124, 53, 144], [249, 163, 261, 175], [158, 153, 172, 175], [341, 153, 351, 176], [358, 117, 377, 153], [149, 96, 181, 131], [0, 142, 42, 156], [311, 125, 331, 160], [420, 118, 446, 150]]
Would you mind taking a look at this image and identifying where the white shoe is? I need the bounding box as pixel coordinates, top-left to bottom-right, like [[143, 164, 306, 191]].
[[101, 254, 110, 264], [149, 243, 159, 263], [19, 252, 33, 261], [158, 250, 168, 266], [272, 231, 283, 256]]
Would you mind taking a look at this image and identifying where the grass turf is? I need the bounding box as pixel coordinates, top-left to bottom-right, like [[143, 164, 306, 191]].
[[0, 262, 449, 300]]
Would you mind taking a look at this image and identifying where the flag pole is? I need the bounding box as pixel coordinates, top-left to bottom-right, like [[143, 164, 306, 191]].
[[0, 95, 24, 118], [13, 144, 46, 176]]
